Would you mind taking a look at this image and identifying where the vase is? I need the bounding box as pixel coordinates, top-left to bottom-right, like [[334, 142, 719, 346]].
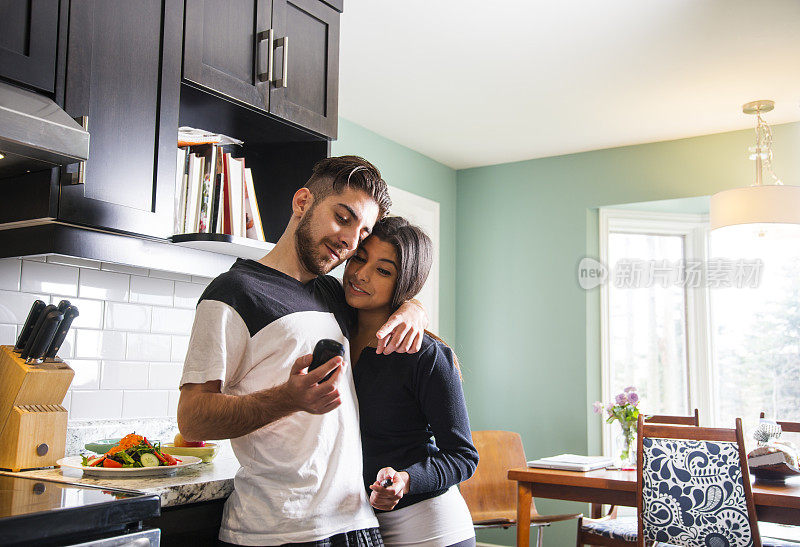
[[615, 424, 637, 469]]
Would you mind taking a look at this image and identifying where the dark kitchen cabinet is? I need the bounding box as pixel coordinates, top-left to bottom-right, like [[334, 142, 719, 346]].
[[183, 0, 271, 111], [269, 0, 340, 138], [182, 0, 340, 138], [0, 0, 59, 93], [58, 0, 183, 238]]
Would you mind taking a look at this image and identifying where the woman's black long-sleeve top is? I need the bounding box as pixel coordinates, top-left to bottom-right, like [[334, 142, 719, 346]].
[[354, 333, 479, 512]]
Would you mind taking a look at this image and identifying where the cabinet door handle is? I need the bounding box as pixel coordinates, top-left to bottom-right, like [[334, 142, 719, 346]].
[[256, 29, 274, 85], [273, 36, 288, 88], [66, 116, 89, 185]]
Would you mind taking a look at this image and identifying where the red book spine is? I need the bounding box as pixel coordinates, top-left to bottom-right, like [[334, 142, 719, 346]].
[[222, 153, 233, 235]]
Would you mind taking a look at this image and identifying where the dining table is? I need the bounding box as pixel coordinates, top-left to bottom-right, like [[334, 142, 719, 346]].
[[507, 466, 800, 547]]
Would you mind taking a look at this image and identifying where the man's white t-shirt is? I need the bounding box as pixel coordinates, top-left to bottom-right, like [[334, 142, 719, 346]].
[[179, 259, 378, 546]]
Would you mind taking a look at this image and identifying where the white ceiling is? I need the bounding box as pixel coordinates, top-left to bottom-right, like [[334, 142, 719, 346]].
[[338, 0, 800, 170]]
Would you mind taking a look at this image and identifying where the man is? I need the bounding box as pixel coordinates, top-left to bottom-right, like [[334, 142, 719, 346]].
[[178, 156, 427, 546]]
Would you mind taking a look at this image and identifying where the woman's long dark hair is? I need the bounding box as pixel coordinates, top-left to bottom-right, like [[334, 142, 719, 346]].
[[369, 216, 461, 376]]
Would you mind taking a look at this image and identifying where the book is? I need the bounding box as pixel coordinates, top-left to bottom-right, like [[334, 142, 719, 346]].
[[221, 153, 232, 235], [243, 167, 265, 242], [195, 145, 218, 233], [225, 155, 245, 238], [527, 454, 613, 472], [748, 451, 796, 468], [174, 148, 188, 234], [185, 154, 203, 233]]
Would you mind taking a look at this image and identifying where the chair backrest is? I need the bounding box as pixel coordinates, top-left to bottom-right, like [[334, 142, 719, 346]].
[[645, 408, 700, 426], [636, 416, 761, 547], [759, 411, 800, 433], [459, 430, 528, 522]]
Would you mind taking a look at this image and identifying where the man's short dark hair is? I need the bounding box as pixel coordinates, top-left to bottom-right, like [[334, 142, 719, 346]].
[[305, 156, 391, 219]]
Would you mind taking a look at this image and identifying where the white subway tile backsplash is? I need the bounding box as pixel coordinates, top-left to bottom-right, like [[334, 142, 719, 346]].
[[149, 269, 192, 282], [102, 361, 149, 389], [75, 329, 126, 360], [0, 258, 21, 291], [122, 390, 169, 418], [62, 391, 72, 414], [170, 335, 189, 362], [101, 263, 149, 276], [57, 329, 76, 359], [168, 390, 180, 417], [151, 307, 194, 335], [70, 390, 123, 420], [0, 290, 49, 324], [79, 269, 130, 302], [49, 296, 104, 329], [68, 360, 101, 389], [0, 255, 222, 422], [126, 332, 171, 361], [173, 282, 204, 309], [105, 302, 152, 332], [21, 261, 79, 297], [0, 324, 16, 345], [149, 363, 182, 389], [47, 255, 101, 270], [130, 276, 174, 306]]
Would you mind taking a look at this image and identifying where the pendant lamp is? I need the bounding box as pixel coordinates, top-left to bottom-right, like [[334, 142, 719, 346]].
[[709, 100, 800, 230]]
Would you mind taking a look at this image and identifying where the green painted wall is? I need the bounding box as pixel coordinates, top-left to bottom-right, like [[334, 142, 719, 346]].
[[456, 122, 800, 545], [332, 119, 458, 343], [333, 117, 800, 545]]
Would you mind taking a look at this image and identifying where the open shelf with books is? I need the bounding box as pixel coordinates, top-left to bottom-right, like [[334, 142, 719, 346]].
[[172, 82, 330, 258]]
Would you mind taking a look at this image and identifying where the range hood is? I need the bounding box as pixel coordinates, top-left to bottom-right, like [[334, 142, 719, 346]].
[[0, 80, 90, 179]]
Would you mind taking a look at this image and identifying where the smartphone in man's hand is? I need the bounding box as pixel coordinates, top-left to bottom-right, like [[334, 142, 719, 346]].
[[308, 339, 344, 382]]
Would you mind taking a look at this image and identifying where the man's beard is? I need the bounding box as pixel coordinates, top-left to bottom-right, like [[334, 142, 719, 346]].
[[295, 208, 340, 276]]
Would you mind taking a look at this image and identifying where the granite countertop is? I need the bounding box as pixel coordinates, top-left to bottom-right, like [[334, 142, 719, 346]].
[[0, 445, 239, 508]]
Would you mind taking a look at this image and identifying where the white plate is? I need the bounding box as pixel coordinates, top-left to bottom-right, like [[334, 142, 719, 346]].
[[57, 455, 203, 478]]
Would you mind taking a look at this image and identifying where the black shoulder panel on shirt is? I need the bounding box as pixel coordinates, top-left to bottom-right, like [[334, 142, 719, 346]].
[[198, 259, 352, 338]]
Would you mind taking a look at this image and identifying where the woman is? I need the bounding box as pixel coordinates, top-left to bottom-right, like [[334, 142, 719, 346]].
[[343, 216, 479, 547]]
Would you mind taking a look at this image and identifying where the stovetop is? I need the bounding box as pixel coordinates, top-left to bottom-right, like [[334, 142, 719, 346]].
[[0, 475, 160, 546], [0, 474, 141, 518]]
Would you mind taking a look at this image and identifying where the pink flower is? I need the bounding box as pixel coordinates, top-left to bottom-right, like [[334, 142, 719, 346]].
[[592, 401, 603, 414], [624, 386, 637, 393], [615, 392, 628, 406], [605, 403, 614, 414], [627, 391, 640, 405]]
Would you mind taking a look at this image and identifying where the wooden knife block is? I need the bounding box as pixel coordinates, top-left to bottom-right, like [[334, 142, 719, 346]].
[[0, 345, 74, 471]]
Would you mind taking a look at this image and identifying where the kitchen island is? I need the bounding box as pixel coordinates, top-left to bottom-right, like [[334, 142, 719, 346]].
[[1, 447, 241, 544]]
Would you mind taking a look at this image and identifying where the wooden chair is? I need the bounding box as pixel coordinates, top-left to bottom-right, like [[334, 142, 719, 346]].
[[459, 430, 581, 547], [576, 410, 700, 547], [635, 415, 790, 546]]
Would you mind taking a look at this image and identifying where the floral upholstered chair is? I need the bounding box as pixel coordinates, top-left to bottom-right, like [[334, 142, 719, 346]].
[[637, 416, 800, 547], [576, 411, 700, 547]]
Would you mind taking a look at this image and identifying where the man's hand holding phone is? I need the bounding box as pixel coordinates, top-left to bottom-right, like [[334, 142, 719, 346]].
[[284, 352, 343, 415]]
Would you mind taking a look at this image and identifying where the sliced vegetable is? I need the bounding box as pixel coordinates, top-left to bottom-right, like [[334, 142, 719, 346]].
[[103, 458, 122, 468], [140, 453, 160, 467], [89, 457, 106, 467]]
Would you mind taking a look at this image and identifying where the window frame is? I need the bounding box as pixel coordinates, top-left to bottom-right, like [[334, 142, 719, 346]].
[[598, 208, 712, 456]]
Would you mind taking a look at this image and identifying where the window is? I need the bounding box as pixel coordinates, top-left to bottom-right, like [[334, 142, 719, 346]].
[[600, 209, 800, 453], [599, 209, 709, 454], [709, 224, 800, 427]]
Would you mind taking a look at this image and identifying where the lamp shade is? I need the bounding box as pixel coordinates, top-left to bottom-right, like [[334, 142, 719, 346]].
[[709, 185, 800, 230]]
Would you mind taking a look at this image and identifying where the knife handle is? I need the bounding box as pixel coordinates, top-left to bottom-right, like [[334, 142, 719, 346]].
[[15, 299, 46, 351], [20, 304, 57, 359], [45, 305, 79, 359], [56, 299, 72, 313], [26, 310, 63, 364]]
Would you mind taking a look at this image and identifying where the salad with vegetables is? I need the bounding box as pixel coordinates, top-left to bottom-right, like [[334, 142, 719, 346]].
[[81, 433, 181, 468]]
